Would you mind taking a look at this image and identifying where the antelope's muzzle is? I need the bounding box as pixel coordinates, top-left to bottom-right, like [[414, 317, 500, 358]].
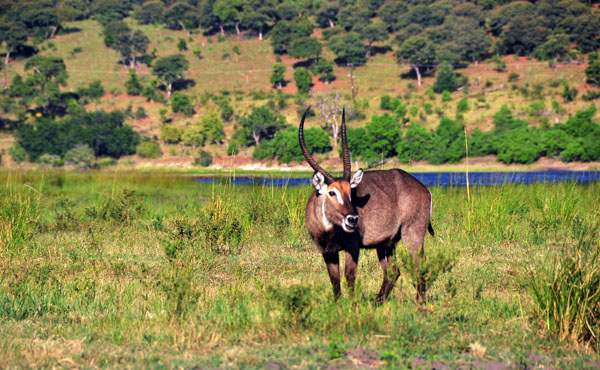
[[343, 214, 359, 232]]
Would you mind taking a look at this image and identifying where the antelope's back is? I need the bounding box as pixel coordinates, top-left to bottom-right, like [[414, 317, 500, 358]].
[[353, 169, 432, 247]]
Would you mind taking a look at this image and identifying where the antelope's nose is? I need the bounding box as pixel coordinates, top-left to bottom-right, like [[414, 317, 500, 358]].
[[345, 215, 359, 227]]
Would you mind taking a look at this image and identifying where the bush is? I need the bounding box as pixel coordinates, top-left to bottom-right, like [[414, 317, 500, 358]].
[[126, 70, 143, 96], [227, 142, 238, 156], [38, 153, 63, 167], [9, 145, 28, 163], [508, 72, 520, 82], [194, 150, 213, 167], [77, 80, 105, 99], [433, 63, 457, 93], [457, 98, 469, 114], [135, 107, 147, 119], [293, 67, 312, 94], [441, 90, 451, 102], [171, 92, 194, 116], [181, 125, 205, 148], [64, 144, 95, 168], [136, 141, 161, 158], [161, 125, 183, 144]]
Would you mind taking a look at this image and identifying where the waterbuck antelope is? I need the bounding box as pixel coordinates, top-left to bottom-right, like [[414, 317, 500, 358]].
[[299, 107, 434, 302]]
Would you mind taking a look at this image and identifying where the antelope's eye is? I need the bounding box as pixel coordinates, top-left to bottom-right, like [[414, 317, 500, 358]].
[[328, 191, 335, 197]]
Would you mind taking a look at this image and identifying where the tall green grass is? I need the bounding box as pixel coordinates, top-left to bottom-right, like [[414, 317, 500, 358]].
[[0, 169, 599, 368]]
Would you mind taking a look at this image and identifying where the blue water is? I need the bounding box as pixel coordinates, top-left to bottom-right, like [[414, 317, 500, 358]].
[[195, 171, 600, 187]]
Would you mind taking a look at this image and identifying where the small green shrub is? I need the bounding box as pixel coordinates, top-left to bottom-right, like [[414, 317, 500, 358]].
[[136, 141, 161, 158], [38, 153, 63, 167], [64, 145, 95, 168], [161, 125, 183, 144], [86, 189, 144, 225], [397, 242, 457, 301], [227, 142, 238, 156], [441, 90, 451, 102], [508, 72, 520, 82], [134, 107, 147, 119], [198, 196, 244, 255], [266, 284, 313, 328], [194, 150, 213, 167]]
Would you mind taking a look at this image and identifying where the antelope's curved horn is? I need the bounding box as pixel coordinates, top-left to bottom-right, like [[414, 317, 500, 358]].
[[299, 106, 334, 184], [341, 108, 351, 181]]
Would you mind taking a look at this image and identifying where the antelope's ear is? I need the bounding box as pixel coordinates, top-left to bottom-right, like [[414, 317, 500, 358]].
[[312, 172, 327, 194], [350, 169, 363, 188]]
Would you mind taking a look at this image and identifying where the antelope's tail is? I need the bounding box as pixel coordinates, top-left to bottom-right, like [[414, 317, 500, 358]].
[[428, 222, 435, 237]]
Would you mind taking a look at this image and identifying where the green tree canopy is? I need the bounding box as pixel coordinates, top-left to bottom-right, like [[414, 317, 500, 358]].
[[328, 32, 367, 66], [396, 36, 436, 86], [237, 105, 286, 146], [152, 54, 189, 98], [293, 67, 312, 94], [288, 37, 322, 63]]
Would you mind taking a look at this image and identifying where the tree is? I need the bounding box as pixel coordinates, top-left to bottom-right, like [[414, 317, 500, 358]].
[[397, 123, 433, 163], [433, 63, 457, 93], [19, 2, 60, 39], [171, 92, 194, 116], [238, 105, 286, 146], [293, 67, 312, 94], [152, 55, 189, 98], [585, 59, 600, 86], [134, 1, 164, 25], [103, 21, 149, 68], [397, 36, 436, 86], [428, 117, 465, 164], [379, 1, 408, 32], [361, 113, 402, 161], [502, 15, 549, 56], [488, 1, 535, 36], [288, 37, 322, 64], [125, 70, 143, 95], [338, 4, 371, 32], [241, 1, 275, 41], [24, 55, 68, 113], [360, 22, 388, 59], [91, 0, 132, 24], [316, 1, 340, 28], [182, 124, 205, 148], [314, 58, 335, 83], [270, 63, 286, 89], [535, 33, 569, 61], [213, 0, 244, 35], [315, 92, 343, 149], [0, 21, 28, 66], [200, 111, 225, 144], [269, 18, 314, 54], [328, 32, 367, 66], [163, 2, 199, 34]]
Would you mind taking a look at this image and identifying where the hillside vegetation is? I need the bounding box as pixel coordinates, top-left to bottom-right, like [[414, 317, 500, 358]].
[[1, 0, 600, 169]]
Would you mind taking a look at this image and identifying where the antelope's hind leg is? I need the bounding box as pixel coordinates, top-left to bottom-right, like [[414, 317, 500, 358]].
[[403, 224, 427, 302], [375, 246, 400, 303], [323, 252, 341, 299]]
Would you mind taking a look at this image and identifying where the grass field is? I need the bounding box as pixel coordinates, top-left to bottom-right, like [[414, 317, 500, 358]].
[[0, 169, 599, 368]]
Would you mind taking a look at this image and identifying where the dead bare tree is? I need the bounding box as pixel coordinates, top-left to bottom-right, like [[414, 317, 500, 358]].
[[315, 92, 344, 149]]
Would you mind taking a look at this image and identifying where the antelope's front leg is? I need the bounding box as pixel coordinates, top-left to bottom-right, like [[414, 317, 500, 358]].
[[344, 247, 359, 296], [323, 253, 341, 298]]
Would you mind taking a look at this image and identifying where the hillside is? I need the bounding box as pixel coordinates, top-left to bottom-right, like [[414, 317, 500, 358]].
[[1, 0, 600, 171]]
